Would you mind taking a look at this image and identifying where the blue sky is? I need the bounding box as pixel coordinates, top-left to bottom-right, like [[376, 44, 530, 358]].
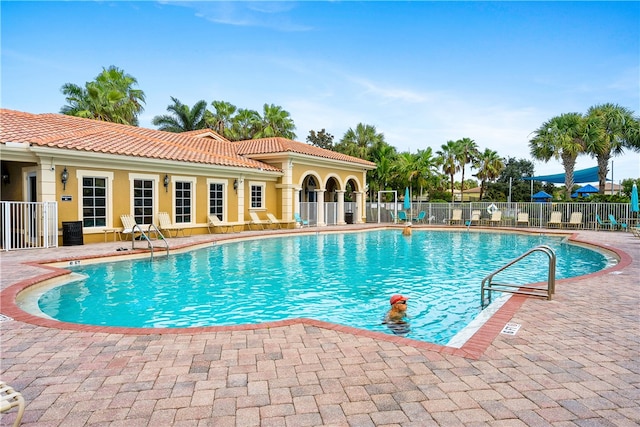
[[2, 1, 639, 182]]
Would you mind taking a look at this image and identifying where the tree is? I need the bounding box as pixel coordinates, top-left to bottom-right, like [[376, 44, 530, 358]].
[[529, 113, 597, 200], [227, 108, 261, 141], [60, 66, 145, 126], [307, 129, 335, 150], [492, 157, 536, 202], [474, 149, 504, 200], [335, 123, 384, 160], [210, 100, 237, 137], [368, 141, 397, 200], [152, 97, 209, 132], [585, 103, 640, 193], [456, 137, 479, 201], [437, 140, 460, 202], [256, 104, 297, 139]]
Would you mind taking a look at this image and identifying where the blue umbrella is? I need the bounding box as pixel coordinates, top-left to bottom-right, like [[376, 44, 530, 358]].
[[631, 183, 639, 213], [404, 187, 411, 210]]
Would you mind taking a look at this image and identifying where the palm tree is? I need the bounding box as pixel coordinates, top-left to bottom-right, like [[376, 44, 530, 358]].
[[256, 104, 297, 139], [585, 103, 640, 193], [368, 141, 397, 201], [437, 140, 461, 202], [152, 97, 209, 132], [60, 66, 145, 125], [529, 113, 596, 199], [474, 149, 504, 200], [336, 123, 384, 160], [227, 108, 261, 141], [456, 137, 479, 201], [210, 100, 237, 137]]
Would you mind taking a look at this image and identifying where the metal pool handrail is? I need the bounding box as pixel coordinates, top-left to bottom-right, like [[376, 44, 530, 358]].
[[481, 245, 556, 308]]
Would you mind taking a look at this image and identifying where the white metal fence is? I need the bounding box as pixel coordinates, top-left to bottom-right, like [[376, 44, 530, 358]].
[[367, 201, 635, 230], [1, 202, 58, 251]]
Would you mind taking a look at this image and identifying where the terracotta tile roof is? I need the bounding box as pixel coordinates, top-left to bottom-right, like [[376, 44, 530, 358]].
[[234, 137, 376, 168], [0, 109, 280, 172]]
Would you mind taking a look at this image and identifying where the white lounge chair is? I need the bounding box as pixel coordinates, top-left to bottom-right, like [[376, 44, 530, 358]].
[[207, 215, 243, 234], [447, 209, 463, 225], [547, 211, 562, 228], [266, 213, 283, 229], [489, 211, 502, 226], [0, 381, 25, 427], [158, 212, 189, 237], [249, 212, 270, 230], [120, 214, 140, 241], [516, 212, 529, 227], [564, 212, 583, 229]]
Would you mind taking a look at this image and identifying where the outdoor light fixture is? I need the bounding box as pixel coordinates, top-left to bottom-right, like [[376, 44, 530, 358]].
[[61, 167, 69, 190], [233, 178, 238, 192], [163, 174, 169, 192], [1, 172, 9, 185]]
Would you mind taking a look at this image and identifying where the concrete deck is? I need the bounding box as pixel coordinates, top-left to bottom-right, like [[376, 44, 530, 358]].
[[1, 226, 638, 426]]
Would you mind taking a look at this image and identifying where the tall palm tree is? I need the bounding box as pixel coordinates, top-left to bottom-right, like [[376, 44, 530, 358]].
[[437, 140, 461, 202], [368, 141, 397, 201], [210, 100, 237, 137], [60, 66, 145, 126], [529, 113, 596, 199], [227, 108, 261, 141], [337, 123, 384, 161], [152, 97, 209, 132], [256, 104, 297, 139], [474, 149, 504, 200], [585, 103, 640, 193], [456, 137, 479, 201]]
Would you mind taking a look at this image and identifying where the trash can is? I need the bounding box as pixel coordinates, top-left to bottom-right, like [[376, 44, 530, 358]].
[[62, 221, 84, 246], [345, 212, 354, 224]]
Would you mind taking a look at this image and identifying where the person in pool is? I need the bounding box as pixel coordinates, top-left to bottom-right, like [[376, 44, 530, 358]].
[[383, 294, 410, 335]]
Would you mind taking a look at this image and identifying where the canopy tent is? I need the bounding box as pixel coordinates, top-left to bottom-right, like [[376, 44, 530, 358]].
[[571, 184, 599, 198], [532, 191, 553, 203], [523, 166, 606, 184]]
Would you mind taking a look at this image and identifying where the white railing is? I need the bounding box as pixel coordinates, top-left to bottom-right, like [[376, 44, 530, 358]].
[[367, 201, 634, 231], [1, 201, 58, 251]]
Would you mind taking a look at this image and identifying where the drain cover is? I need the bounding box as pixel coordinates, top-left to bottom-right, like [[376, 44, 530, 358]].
[[501, 323, 521, 335], [0, 314, 14, 322]]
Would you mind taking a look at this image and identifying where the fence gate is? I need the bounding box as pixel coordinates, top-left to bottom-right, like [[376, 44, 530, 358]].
[[1, 201, 58, 251]]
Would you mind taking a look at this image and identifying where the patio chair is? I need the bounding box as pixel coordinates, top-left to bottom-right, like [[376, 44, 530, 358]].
[[468, 210, 481, 226], [596, 214, 614, 230], [412, 211, 426, 223], [608, 214, 627, 231], [516, 212, 529, 227], [294, 212, 309, 227], [120, 214, 141, 240], [631, 224, 640, 238], [248, 212, 270, 230], [1, 380, 25, 427], [207, 215, 243, 234], [398, 211, 408, 223], [547, 211, 563, 228], [266, 212, 283, 229], [488, 210, 502, 226], [157, 212, 189, 237], [564, 212, 583, 229], [447, 209, 463, 225]]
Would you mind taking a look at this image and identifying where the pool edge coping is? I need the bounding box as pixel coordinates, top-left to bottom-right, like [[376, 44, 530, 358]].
[[0, 228, 632, 360]]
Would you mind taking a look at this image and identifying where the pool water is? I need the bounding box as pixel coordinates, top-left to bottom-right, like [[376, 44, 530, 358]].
[[37, 230, 611, 345]]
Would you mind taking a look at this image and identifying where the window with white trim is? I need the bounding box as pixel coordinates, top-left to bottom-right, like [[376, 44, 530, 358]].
[[175, 181, 192, 223], [82, 177, 107, 227], [133, 179, 154, 225], [209, 182, 224, 220], [250, 184, 264, 209]]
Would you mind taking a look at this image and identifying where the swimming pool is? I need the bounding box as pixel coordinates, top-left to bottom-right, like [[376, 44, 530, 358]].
[[33, 230, 611, 345]]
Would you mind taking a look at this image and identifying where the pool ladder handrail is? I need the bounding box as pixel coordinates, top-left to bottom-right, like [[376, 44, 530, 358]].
[[130, 223, 170, 260], [481, 245, 556, 308]]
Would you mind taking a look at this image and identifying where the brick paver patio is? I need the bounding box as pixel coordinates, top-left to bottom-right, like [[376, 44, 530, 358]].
[[1, 226, 638, 426]]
